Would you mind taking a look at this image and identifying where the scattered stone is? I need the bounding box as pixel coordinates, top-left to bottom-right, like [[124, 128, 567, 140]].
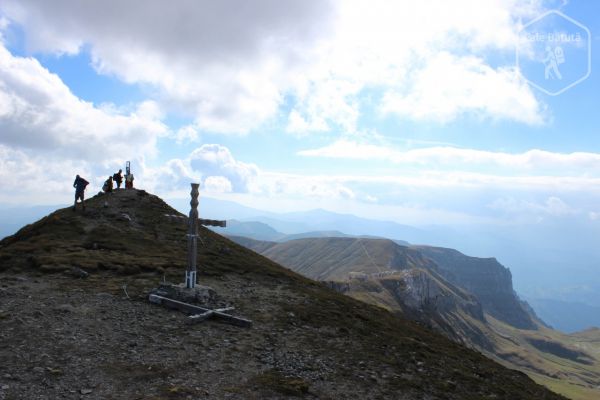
[[149, 283, 217, 306], [1, 385, 8, 390], [80, 388, 93, 395], [119, 213, 132, 222], [70, 268, 90, 278], [54, 304, 77, 313]]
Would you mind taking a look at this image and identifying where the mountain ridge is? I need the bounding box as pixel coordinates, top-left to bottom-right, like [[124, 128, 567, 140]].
[[0, 189, 567, 399], [229, 234, 600, 400]]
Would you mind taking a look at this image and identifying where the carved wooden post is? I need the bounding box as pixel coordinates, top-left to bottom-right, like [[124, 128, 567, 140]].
[[186, 183, 200, 288]]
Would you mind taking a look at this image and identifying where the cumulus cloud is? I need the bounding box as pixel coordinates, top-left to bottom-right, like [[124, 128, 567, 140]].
[[204, 176, 233, 194], [286, 0, 546, 132], [189, 144, 259, 192], [0, 40, 174, 204], [173, 125, 200, 144], [0, 0, 336, 133], [0, 43, 168, 160], [380, 52, 545, 124], [1, 0, 547, 135]]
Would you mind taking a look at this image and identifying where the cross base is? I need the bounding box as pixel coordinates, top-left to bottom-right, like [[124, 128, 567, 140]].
[[149, 294, 252, 327], [185, 270, 197, 288]]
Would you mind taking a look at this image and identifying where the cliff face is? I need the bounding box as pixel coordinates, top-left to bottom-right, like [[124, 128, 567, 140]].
[[237, 236, 536, 330], [325, 267, 493, 349], [414, 246, 537, 330], [228, 232, 600, 400]]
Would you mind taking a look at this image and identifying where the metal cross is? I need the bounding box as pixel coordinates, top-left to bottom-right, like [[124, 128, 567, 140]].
[[165, 183, 226, 288], [186, 183, 227, 288]]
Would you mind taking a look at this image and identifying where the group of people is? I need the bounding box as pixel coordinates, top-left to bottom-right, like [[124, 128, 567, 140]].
[[73, 168, 135, 211]]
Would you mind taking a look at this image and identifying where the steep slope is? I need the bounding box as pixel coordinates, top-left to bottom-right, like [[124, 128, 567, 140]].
[[230, 235, 600, 400], [0, 189, 565, 400], [253, 237, 438, 281], [414, 246, 536, 330], [325, 268, 491, 350], [242, 237, 533, 330]]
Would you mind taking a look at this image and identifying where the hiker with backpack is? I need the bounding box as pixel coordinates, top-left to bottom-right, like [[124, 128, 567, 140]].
[[102, 176, 114, 193], [113, 169, 123, 189], [73, 175, 89, 211]]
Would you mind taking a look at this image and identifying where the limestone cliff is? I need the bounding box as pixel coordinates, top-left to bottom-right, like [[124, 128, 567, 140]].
[[414, 246, 537, 330]]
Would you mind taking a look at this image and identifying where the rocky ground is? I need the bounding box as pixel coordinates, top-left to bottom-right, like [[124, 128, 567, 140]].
[[0, 189, 567, 399]]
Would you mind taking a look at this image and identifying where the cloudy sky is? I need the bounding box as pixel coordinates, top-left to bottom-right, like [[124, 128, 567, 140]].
[[1, 0, 599, 227]]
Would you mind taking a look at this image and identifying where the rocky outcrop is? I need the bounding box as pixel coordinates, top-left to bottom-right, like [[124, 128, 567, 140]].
[[415, 246, 537, 330], [235, 236, 538, 330], [325, 268, 493, 349]]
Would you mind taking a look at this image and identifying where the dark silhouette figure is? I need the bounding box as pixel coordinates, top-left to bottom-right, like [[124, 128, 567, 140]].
[[73, 175, 89, 211], [113, 169, 123, 189], [102, 176, 113, 193]]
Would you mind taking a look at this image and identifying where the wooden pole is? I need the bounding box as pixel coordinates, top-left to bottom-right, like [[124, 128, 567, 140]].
[[186, 183, 200, 288], [149, 294, 252, 327]]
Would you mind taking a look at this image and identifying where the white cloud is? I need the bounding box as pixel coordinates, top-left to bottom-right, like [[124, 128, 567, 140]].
[[0, 43, 168, 160], [1, 0, 336, 134], [0, 41, 175, 204], [204, 176, 233, 194], [286, 0, 547, 132], [174, 125, 200, 144], [1, 0, 547, 134], [189, 144, 259, 192], [489, 196, 579, 217], [380, 52, 545, 124], [299, 140, 600, 175]]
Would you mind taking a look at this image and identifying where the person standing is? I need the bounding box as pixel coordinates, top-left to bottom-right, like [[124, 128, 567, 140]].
[[73, 175, 89, 211], [125, 172, 134, 189], [113, 169, 123, 189]]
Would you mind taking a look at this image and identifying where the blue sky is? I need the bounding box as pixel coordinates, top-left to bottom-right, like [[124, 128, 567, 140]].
[[0, 0, 599, 228]]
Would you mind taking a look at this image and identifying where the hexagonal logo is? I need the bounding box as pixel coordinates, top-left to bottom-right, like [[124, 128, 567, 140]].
[[517, 10, 591, 96]]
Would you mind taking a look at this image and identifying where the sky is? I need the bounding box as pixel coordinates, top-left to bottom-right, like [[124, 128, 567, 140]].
[[1, 0, 599, 229]]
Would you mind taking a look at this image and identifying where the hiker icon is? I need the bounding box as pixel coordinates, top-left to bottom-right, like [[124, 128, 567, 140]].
[[543, 45, 565, 80]]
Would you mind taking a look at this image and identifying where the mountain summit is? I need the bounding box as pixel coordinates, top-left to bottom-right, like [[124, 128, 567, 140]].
[[0, 189, 565, 399]]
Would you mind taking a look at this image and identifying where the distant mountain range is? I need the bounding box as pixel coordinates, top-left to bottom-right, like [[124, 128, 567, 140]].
[[221, 219, 410, 245], [3, 195, 600, 333]]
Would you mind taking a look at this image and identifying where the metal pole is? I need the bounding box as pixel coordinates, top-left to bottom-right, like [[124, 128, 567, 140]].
[[186, 183, 199, 288]]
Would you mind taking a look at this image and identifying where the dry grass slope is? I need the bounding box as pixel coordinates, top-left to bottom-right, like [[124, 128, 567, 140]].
[[0, 189, 567, 399]]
